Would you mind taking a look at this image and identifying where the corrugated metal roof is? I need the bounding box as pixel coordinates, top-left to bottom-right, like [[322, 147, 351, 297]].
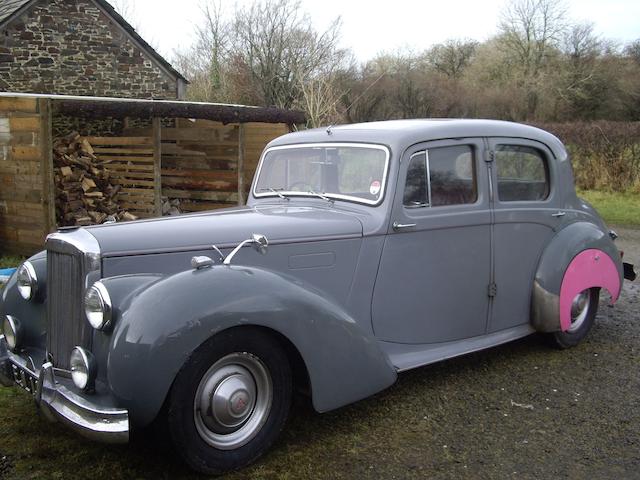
[[0, 0, 32, 24]]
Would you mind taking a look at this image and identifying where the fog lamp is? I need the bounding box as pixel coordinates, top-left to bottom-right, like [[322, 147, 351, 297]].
[[2, 315, 21, 351], [16, 262, 37, 301], [70, 347, 97, 391], [84, 282, 112, 330]]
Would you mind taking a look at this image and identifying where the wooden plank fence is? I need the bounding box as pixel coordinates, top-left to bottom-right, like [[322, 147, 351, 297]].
[[0, 97, 54, 255], [0, 94, 292, 255], [87, 135, 157, 219], [123, 119, 290, 214]]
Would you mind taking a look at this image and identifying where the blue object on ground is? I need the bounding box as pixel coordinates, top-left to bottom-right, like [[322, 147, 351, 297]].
[[0, 267, 16, 285]]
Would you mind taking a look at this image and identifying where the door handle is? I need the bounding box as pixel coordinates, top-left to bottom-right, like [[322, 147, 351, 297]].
[[392, 221, 417, 231], [551, 211, 566, 217]]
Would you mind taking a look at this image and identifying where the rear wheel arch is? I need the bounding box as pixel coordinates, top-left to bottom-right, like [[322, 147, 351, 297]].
[[531, 222, 622, 333]]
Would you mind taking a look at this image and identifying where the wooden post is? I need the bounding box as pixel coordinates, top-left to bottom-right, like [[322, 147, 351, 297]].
[[152, 117, 162, 216], [39, 98, 56, 233], [237, 123, 245, 206]]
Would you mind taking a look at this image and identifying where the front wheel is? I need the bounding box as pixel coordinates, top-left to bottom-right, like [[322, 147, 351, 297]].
[[548, 287, 600, 349], [167, 328, 292, 475]]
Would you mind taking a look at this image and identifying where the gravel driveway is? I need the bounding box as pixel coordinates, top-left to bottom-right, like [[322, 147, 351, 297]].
[[0, 228, 638, 480]]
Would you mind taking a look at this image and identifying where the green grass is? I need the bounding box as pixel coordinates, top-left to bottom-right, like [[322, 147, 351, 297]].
[[0, 256, 23, 269], [578, 190, 640, 227]]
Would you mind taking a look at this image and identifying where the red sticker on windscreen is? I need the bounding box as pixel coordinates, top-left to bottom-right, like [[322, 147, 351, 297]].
[[370, 180, 381, 195]]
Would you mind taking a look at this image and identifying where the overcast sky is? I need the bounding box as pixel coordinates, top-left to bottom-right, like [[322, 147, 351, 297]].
[[119, 0, 640, 62]]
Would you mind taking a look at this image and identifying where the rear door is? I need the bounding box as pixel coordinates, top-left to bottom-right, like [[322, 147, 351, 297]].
[[487, 138, 561, 332], [372, 138, 492, 344]]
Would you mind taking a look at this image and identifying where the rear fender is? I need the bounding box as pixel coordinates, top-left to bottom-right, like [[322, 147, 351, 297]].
[[531, 222, 623, 332], [104, 265, 397, 427]]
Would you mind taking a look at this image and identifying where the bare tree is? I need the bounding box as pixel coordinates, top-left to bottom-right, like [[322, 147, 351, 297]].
[[498, 0, 567, 76], [233, 0, 345, 109], [428, 39, 478, 79], [562, 22, 601, 64], [298, 71, 343, 127], [624, 39, 640, 64], [497, 0, 568, 118]]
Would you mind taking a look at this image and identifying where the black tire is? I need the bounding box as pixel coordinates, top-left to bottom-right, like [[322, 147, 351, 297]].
[[548, 287, 599, 349], [167, 328, 292, 475]]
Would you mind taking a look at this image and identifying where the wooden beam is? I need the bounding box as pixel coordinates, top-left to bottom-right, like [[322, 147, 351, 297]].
[[152, 117, 162, 217], [237, 124, 245, 206], [53, 99, 306, 125], [39, 98, 56, 233]]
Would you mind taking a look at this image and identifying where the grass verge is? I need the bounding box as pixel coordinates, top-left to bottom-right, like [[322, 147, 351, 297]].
[[578, 190, 640, 227], [0, 256, 23, 269]]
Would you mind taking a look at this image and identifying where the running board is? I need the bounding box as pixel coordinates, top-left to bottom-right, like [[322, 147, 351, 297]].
[[380, 324, 536, 372]]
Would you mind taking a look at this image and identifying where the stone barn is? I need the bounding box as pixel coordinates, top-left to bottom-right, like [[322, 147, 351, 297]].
[[0, 0, 187, 99]]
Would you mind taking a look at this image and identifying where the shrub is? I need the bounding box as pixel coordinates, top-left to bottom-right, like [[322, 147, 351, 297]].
[[533, 122, 640, 192]]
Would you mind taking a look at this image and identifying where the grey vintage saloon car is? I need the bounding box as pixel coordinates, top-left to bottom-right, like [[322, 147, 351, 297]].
[[0, 120, 636, 474]]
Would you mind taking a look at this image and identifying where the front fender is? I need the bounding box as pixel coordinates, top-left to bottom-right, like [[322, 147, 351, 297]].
[[532, 222, 623, 332], [0, 251, 47, 349], [105, 265, 397, 427]]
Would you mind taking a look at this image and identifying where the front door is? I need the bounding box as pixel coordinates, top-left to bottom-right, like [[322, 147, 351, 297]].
[[372, 138, 492, 344]]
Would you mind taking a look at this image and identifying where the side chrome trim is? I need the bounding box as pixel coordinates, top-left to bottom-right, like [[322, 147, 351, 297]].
[[0, 335, 129, 443]]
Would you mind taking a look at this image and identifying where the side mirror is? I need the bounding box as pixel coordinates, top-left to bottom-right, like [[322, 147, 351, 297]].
[[251, 233, 268, 255]]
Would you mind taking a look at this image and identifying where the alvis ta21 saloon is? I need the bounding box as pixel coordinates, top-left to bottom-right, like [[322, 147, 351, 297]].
[[0, 120, 636, 474]]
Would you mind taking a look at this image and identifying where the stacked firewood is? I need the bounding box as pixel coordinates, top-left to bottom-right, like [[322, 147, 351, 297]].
[[53, 132, 138, 226]]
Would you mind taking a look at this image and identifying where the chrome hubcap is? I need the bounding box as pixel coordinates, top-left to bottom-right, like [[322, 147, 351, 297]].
[[568, 290, 590, 333], [194, 352, 272, 450]]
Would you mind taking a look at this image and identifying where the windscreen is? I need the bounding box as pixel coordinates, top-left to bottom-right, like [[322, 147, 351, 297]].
[[254, 144, 389, 205]]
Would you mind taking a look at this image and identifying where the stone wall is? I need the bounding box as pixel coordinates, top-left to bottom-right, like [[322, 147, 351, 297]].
[[0, 0, 180, 99]]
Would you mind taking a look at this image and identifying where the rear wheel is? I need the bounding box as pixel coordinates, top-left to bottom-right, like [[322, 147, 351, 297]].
[[167, 328, 292, 475], [549, 288, 599, 349]]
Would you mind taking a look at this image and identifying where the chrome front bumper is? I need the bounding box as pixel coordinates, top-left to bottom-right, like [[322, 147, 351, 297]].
[[0, 334, 129, 444]]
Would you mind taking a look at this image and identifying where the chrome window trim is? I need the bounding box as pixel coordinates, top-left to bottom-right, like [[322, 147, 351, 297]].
[[426, 150, 432, 208], [252, 143, 391, 206], [404, 146, 481, 210]]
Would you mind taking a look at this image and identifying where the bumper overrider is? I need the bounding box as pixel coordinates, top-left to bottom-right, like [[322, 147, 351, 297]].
[[0, 334, 129, 443]]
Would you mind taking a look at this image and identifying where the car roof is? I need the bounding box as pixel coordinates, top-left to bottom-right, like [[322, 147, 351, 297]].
[[268, 119, 567, 160]]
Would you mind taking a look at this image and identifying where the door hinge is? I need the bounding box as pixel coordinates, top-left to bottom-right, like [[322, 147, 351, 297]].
[[488, 282, 497, 297], [485, 150, 495, 163]]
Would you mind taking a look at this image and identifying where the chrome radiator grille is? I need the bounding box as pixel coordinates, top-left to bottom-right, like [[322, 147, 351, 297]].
[[46, 249, 92, 369]]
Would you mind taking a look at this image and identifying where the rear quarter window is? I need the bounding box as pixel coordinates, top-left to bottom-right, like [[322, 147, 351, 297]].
[[495, 145, 549, 202]]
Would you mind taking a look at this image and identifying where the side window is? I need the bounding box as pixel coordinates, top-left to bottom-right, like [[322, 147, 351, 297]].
[[429, 145, 476, 206], [403, 145, 477, 208], [495, 145, 549, 201]]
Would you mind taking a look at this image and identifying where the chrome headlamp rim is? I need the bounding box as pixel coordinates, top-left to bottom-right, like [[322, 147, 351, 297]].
[[70, 346, 97, 391], [17, 261, 37, 301], [2, 315, 21, 351], [84, 281, 113, 331]]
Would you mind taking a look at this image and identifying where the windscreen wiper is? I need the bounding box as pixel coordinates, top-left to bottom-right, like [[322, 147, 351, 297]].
[[258, 188, 290, 200], [307, 190, 334, 203]]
